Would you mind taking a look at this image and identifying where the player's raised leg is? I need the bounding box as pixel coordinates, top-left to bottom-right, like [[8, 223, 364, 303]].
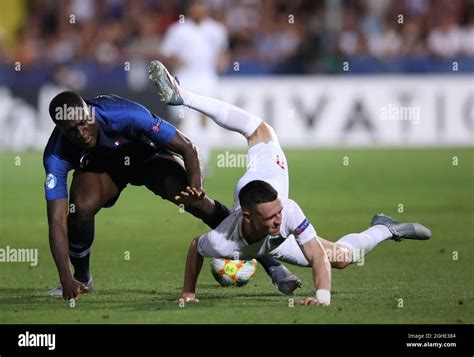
[[149, 60, 267, 145], [149, 60, 287, 199]]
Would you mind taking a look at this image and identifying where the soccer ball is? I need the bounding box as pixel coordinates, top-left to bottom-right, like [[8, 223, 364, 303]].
[[210, 258, 257, 287]]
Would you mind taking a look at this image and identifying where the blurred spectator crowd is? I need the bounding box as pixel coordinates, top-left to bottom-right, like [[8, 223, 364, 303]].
[[0, 0, 473, 88]]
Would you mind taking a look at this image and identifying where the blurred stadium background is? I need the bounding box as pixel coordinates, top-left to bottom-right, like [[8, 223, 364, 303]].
[[0, 0, 473, 324], [0, 0, 473, 150]]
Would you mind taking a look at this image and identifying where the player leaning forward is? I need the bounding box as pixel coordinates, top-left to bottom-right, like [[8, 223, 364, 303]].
[[43, 91, 302, 300], [149, 61, 432, 306]]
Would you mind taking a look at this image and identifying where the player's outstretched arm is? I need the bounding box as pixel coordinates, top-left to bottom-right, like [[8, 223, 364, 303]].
[[179, 237, 204, 303], [166, 130, 203, 192], [47, 199, 85, 300], [298, 237, 332, 306]]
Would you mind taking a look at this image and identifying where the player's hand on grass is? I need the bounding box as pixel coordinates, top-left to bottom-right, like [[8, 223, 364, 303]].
[[61, 278, 85, 301], [175, 186, 206, 205], [296, 297, 329, 306], [178, 292, 199, 303]]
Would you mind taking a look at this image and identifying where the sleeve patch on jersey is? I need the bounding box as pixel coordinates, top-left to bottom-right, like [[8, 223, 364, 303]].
[[151, 118, 162, 132], [45, 173, 57, 190], [294, 218, 310, 235]]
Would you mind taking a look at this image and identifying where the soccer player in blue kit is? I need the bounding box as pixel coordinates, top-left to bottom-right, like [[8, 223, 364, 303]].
[[44, 91, 301, 301]]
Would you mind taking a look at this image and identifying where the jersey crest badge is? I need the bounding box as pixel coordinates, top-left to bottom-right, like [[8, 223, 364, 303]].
[[45, 173, 57, 190]]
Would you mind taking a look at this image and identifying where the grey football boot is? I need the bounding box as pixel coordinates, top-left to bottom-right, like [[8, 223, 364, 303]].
[[371, 213, 432, 242], [148, 60, 184, 106], [269, 265, 302, 295]]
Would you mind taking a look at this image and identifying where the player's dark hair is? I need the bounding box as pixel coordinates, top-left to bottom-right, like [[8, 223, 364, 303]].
[[239, 180, 278, 209], [48, 91, 84, 123]]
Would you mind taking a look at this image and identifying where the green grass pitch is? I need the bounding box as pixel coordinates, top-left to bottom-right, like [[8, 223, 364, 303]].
[[0, 148, 472, 323]]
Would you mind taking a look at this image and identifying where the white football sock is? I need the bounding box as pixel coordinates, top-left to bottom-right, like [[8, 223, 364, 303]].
[[180, 88, 262, 138], [335, 225, 392, 262]]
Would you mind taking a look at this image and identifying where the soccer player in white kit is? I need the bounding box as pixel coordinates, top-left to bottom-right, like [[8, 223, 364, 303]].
[[159, 0, 228, 170], [149, 61, 432, 306]]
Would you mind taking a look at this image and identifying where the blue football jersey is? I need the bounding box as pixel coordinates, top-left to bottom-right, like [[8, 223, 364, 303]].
[[43, 94, 177, 200]]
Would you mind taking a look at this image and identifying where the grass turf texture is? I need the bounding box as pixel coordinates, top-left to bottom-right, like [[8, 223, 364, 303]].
[[0, 148, 472, 324]]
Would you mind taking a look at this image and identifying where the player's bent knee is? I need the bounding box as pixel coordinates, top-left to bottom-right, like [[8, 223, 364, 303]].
[[256, 122, 276, 139], [248, 122, 279, 147], [69, 198, 100, 222], [329, 245, 352, 269]]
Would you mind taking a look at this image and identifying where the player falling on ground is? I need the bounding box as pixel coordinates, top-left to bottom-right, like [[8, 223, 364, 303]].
[[148, 60, 432, 306], [44, 91, 300, 301]]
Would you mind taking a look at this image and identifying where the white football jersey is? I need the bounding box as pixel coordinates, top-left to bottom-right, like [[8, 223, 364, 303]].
[[232, 142, 289, 210], [197, 199, 317, 260]]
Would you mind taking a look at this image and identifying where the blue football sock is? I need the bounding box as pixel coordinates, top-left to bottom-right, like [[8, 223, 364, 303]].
[[257, 255, 282, 277], [68, 217, 94, 283]]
